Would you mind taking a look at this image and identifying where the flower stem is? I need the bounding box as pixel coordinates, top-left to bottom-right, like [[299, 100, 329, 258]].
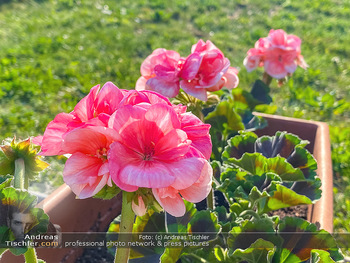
[[13, 159, 38, 263], [14, 158, 25, 189], [239, 210, 261, 220], [206, 190, 214, 210], [24, 248, 38, 263], [262, 72, 272, 86], [114, 191, 135, 263]]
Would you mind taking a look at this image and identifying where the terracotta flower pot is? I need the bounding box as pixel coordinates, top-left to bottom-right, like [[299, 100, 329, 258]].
[[1, 113, 333, 263]]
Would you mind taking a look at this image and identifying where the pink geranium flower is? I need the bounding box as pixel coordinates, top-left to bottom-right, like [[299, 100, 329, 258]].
[[38, 82, 213, 217], [243, 29, 308, 79], [180, 40, 238, 101], [107, 103, 210, 191], [135, 48, 184, 98], [137, 40, 239, 101]]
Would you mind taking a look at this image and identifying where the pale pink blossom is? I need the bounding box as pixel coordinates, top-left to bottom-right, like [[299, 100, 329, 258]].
[[180, 40, 236, 101], [135, 48, 184, 98], [244, 29, 307, 79], [243, 38, 270, 72], [61, 126, 118, 198], [137, 40, 239, 101], [132, 196, 147, 216]]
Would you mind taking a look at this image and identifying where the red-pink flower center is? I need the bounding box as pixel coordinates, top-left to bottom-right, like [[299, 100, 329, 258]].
[[96, 147, 108, 161], [142, 142, 155, 161]]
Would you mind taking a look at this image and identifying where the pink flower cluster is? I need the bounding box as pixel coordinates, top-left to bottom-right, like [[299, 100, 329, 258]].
[[36, 82, 212, 217], [136, 40, 239, 101], [243, 29, 308, 79]]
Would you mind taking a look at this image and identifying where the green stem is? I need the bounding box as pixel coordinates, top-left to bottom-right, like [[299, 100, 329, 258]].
[[207, 189, 214, 210], [239, 210, 261, 220], [187, 253, 211, 263], [13, 159, 39, 263], [24, 248, 38, 263], [14, 158, 25, 189], [114, 191, 135, 263], [262, 72, 272, 86]]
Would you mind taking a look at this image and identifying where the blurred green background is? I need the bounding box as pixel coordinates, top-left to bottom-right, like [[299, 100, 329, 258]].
[[0, 0, 349, 256]]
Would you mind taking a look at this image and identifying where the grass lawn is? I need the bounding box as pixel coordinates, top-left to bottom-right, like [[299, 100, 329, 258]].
[[1, 0, 349, 256]]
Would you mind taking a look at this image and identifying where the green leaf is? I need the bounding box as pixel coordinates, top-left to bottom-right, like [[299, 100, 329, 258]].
[[251, 80, 272, 105], [166, 201, 197, 233], [282, 178, 322, 201], [311, 249, 337, 263], [1, 187, 37, 210], [187, 210, 221, 236], [265, 184, 312, 211], [160, 247, 183, 263], [229, 238, 276, 263], [255, 132, 308, 159], [205, 100, 245, 136], [214, 246, 226, 261], [226, 153, 305, 181], [0, 175, 13, 191], [228, 218, 282, 251], [222, 132, 257, 160], [274, 217, 343, 262], [93, 183, 121, 200]]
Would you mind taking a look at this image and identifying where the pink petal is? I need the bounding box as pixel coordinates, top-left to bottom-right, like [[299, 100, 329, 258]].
[[146, 78, 180, 98], [63, 153, 105, 198], [284, 62, 298, 74], [139, 90, 172, 106], [119, 160, 175, 188], [40, 112, 75, 156], [180, 160, 212, 203], [269, 29, 287, 47], [223, 67, 239, 89], [167, 157, 205, 190], [32, 135, 43, 146], [297, 55, 308, 69], [264, 60, 288, 79], [135, 76, 148, 91], [94, 82, 124, 115], [180, 52, 202, 80], [154, 64, 178, 81], [74, 84, 100, 122], [132, 196, 147, 216], [180, 80, 208, 101], [62, 128, 108, 155], [79, 173, 109, 199], [154, 129, 190, 161], [140, 48, 167, 77], [143, 103, 181, 135], [108, 141, 141, 192], [244, 54, 261, 72], [180, 113, 212, 159], [152, 188, 186, 217]]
